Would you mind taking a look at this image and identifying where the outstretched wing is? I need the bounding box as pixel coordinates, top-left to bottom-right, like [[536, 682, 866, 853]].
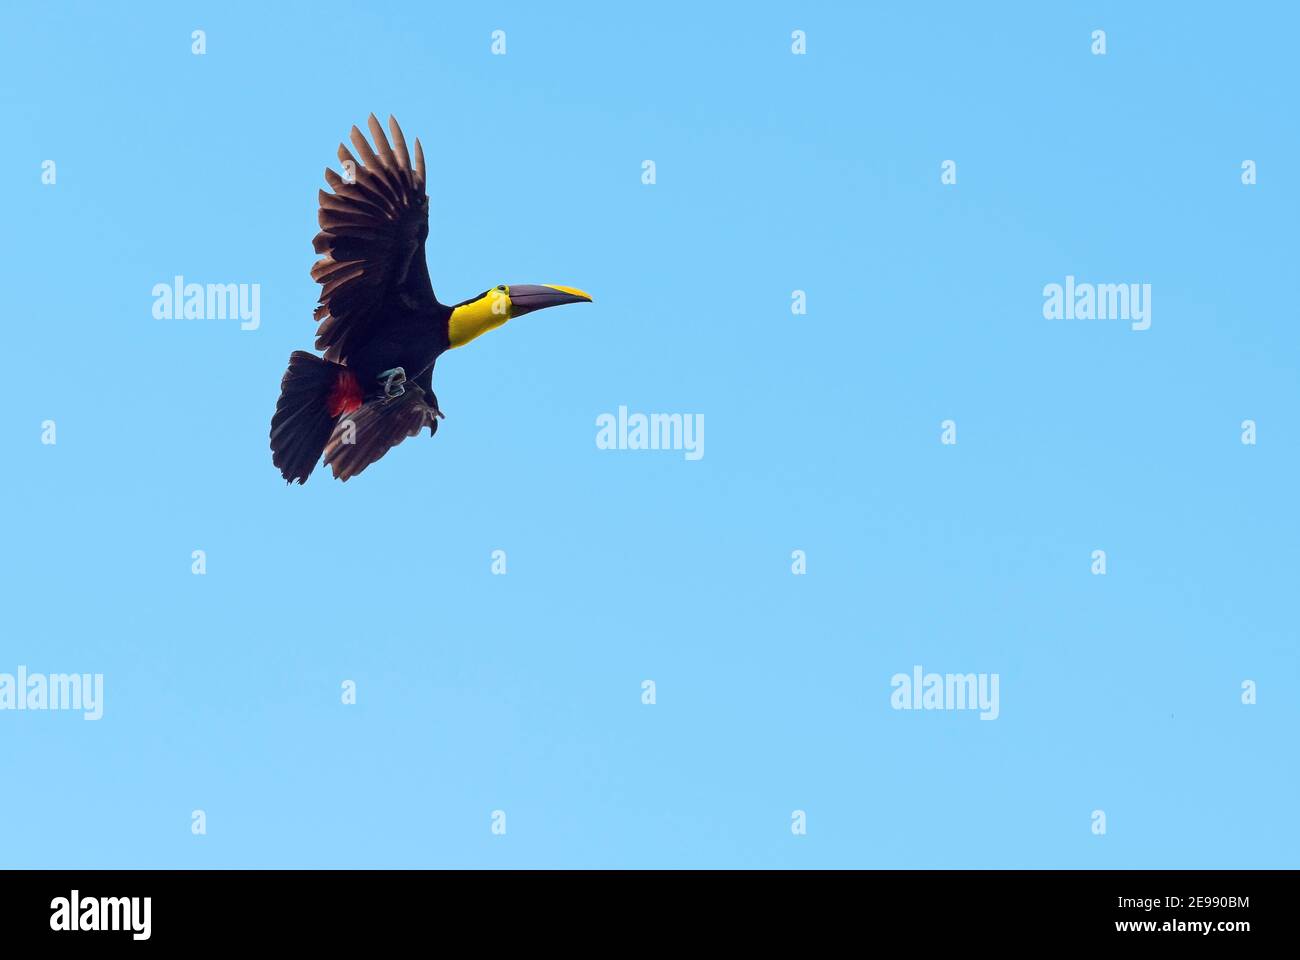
[[322, 382, 439, 481], [311, 114, 434, 363]]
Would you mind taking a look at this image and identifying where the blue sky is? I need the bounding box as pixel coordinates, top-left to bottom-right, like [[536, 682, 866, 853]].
[[1, 1, 1296, 868]]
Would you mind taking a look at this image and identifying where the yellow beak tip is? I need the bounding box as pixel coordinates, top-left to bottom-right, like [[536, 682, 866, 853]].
[[544, 284, 593, 302]]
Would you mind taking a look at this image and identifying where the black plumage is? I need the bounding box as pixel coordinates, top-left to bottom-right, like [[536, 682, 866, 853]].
[[269, 114, 591, 484]]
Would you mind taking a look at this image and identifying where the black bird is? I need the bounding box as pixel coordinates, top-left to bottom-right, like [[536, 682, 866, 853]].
[[270, 114, 592, 483]]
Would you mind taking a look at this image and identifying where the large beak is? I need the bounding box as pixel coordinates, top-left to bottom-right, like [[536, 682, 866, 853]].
[[508, 284, 593, 317]]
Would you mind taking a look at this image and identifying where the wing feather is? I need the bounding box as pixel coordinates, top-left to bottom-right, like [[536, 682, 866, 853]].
[[322, 381, 438, 481], [388, 116, 413, 183], [310, 115, 432, 363]]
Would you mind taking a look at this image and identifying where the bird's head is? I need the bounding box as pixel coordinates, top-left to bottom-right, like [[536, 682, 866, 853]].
[[448, 284, 592, 349]]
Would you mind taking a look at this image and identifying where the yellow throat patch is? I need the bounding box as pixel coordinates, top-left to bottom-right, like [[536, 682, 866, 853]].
[[448, 288, 511, 348]]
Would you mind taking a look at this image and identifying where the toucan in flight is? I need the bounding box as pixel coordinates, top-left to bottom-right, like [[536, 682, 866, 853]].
[[270, 114, 592, 482]]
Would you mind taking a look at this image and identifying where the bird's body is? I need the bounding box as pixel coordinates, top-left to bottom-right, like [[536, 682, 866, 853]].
[[270, 115, 591, 483], [346, 304, 447, 389]]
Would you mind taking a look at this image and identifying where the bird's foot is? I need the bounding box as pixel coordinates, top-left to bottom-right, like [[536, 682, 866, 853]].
[[423, 400, 444, 436], [378, 367, 406, 400]]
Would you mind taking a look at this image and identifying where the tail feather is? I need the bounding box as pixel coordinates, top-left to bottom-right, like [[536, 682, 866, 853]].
[[270, 351, 353, 484]]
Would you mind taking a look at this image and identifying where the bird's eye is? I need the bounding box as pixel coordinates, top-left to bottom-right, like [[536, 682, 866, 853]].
[[496, 285, 507, 292]]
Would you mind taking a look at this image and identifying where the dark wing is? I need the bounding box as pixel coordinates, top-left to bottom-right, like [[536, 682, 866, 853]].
[[311, 114, 434, 364], [322, 381, 439, 481]]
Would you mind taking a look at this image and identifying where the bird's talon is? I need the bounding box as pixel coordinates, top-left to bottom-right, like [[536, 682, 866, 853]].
[[378, 367, 407, 400]]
